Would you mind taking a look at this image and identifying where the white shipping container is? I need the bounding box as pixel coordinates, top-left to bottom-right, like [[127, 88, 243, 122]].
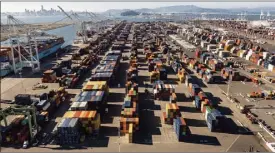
[[257, 59, 262, 66], [219, 52, 223, 58], [245, 54, 251, 61], [221, 36, 225, 41], [218, 44, 223, 49], [201, 41, 205, 48], [70, 102, 79, 110], [79, 102, 88, 110], [263, 52, 269, 59], [226, 40, 234, 46], [268, 64, 274, 71], [205, 59, 209, 64], [204, 42, 210, 48], [207, 44, 216, 51], [185, 79, 188, 86], [248, 49, 253, 55], [205, 110, 209, 120], [216, 48, 224, 54], [240, 52, 244, 58], [230, 47, 236, 54], [43, 102, 51, 111]]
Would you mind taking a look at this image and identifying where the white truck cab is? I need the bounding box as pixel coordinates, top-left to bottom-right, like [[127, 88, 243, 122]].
[[23, 140, 29, 149]]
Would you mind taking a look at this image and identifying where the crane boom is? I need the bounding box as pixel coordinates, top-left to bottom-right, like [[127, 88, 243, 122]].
[[57, 6, 73, 20], [71, 12, 82, 22], [86, 11, 97, 22]]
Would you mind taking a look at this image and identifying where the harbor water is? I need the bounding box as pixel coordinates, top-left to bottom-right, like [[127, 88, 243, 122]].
[[1, 25, 76, 48]]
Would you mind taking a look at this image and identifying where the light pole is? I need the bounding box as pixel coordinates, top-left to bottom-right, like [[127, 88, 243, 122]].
[[19, 71, 26, 93], [227, 77, 232, 97], [117, 118, 121, 152]]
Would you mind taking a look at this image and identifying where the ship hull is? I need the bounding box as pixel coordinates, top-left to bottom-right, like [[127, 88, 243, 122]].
[[38, 43, 64, 59], [0, 42, 64, 77]]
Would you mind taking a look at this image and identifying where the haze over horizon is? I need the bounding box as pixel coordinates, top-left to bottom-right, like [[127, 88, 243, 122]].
[[2, 2, 275, 13]]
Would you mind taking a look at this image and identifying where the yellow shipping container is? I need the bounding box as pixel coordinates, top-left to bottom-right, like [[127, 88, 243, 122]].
[[82, 81, 109, 92], [129, 123, 133, 134], [224, 45, 233, 51], [86, 81, 106, 85], [63, 111, 75, 118]]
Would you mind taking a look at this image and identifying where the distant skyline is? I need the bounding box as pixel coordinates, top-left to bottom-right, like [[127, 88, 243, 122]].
[[2, 2, 275, 13]]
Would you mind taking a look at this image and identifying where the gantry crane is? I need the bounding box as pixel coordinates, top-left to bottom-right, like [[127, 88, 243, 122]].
[[0, 105, 39, 144], [57, 6, 89, 43], [7, 15, 41, 74], [86, 11, 108, 33]]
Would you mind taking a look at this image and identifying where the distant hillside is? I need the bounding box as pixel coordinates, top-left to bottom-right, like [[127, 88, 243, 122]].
[[102, 9, 131, 16], [102, 5, 275, 16], [153, 5, 230, 13], [121, 10, 140, 16]]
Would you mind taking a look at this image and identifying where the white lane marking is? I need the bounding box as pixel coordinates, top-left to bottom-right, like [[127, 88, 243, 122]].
[[226, 135, 240, 152]]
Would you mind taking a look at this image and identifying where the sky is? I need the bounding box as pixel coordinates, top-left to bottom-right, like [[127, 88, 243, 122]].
[[2, 2, 275, 12]]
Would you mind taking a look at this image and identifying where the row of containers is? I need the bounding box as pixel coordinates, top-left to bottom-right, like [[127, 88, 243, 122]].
[[178, 59, 227, 132], [199, 31, 275, 73], [160, 82, 190, 141], [236, 49, 275, 72], [56, 21, 127, 88], [145, 44, 190, 141], [1, 87, 68, 145], [42, 51, 99, 87], [148, 58, 168, 82], [91, 50, 122, 86], [221, 38, 275, 73], [57, 111, 101, 145], [189, 28, 275, 82], [121, 49, 139, 143], [200, 43, 275, 83], [43, 20, 127, 86], [91, 21, 131, 86], [247, 90, 275, 100], [190, 50, 243, 82], [55, 22, 132, 145], [159, 86, 187, 142], [56, 70, 110, 145], [145, 46, 174, 100]]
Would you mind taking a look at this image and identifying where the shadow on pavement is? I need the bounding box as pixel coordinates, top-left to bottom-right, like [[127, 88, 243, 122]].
[[190, 76, 207, 88], [100, 126, 120, 137], [107, 93, 124, 103], [218, 106, 233, 116], [106, 104, 122, 117], [183, 134, 221, 146], [176, 93, 191, 102], [185, 118, 207, 127], [179, 106, 201, 113]]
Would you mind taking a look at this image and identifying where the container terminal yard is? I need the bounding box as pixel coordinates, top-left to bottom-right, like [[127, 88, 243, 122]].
[[1, 12, 275, 152]]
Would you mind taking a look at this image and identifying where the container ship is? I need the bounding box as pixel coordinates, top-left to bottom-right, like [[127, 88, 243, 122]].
[[0, 33, 65, 77]]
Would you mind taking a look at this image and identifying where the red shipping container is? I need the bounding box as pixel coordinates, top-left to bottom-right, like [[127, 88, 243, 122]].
[[201, 103, 206, 113]]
